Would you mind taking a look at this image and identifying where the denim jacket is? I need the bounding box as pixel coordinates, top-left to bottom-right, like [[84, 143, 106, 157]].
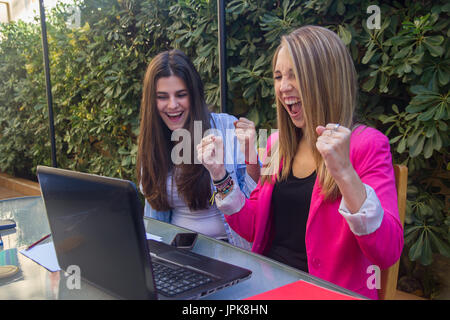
[[143, 113, 259, 250]]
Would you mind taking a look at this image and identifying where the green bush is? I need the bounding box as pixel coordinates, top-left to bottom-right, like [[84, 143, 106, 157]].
[[0, 0, 448, 298]]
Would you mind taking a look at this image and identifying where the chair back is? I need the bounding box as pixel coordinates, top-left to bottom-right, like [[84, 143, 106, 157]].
[[378, 164, 408, 300]]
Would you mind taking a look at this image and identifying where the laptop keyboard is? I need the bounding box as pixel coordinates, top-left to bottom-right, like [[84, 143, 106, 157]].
[[152, 260, 213, 297]]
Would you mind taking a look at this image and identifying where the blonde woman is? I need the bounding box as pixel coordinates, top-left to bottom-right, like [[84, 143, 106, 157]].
[[197, 26, 403, 299]]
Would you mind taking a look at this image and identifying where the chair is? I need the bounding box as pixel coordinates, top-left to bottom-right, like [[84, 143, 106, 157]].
[[378, 164, 408, 300]]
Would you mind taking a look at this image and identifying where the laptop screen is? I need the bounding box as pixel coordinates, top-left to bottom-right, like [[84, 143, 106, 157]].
[[37, 166, 157, 299]]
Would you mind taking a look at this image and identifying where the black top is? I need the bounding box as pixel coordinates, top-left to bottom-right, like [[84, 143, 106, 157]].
[[265, 169, 316, 272]]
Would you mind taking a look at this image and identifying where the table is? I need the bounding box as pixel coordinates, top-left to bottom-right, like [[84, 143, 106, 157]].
[[0, 196, 364, 300]]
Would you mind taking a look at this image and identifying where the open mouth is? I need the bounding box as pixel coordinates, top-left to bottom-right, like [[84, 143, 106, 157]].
[[284, 98, 302, 116], [165, 111, 184, 122]]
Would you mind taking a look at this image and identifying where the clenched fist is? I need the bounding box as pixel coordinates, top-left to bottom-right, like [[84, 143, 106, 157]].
[[316, 123, 353, 181], [234, 117, 258, 164], [196, 134, 226, 181]]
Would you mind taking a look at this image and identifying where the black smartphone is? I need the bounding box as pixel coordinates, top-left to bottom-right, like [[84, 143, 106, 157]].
[[170, 233, 198, 249], [0, 219, 16, 231]]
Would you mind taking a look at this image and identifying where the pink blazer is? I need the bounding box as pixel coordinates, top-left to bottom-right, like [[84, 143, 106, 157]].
[[226, 126, 404, 299]]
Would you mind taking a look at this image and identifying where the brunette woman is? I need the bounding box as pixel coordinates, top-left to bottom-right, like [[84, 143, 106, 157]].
[[137, 49, 260, 249]]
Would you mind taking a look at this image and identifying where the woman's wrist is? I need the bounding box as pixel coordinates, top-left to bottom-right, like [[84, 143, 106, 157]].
[[213, 172, 234, 198], [210, 167, 227, 182], [334, 166, 367, 214], [213, 170, 229, 184], [245, 149, 259, 165], [330, 161, 356, 186]]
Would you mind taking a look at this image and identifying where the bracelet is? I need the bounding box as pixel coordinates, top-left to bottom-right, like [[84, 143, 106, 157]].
[[213, 171, 230, 185], [210, 175, 234, 205], [216, 178, 234, 194], [215, 175, 233, 191]]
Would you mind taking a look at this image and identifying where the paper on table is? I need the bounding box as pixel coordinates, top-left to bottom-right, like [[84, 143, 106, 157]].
[[20, 242, 61, 272], [146, 233, 162, 242], [20, 233, 163, 272]]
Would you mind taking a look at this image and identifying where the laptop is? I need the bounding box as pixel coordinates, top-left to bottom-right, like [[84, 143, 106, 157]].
[[36, 165, 252, 300]]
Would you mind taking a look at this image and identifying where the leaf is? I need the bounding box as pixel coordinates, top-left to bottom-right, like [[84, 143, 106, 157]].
[[404, 63, 412, 73], [409, 135, 425, 158], [362, 48, 376, 64], [389, 35, 414, 46], [338, 25, 352, 45], [33, 104, 44, 111], [420, 231, 433, 265], [429, 229, 450, 258], [443, 2, 450, 12], [423, 41, 444, 57], [336, 0, 345, 15], [423, 137, 433, 159], [405, 113, 418, 121], [397, 136, 406, 154], [434, 102, 447, 120], [389, 135, 402, 144], [380, 114, 397, 124], [379, 73, 389, 92], [409, 85, 434, 95], [394, 44, 413, 60], [409, 231, 424, 261], [423, 35, 444, 46], [410, 94, 439, 104], [438, 68, 449, 85], [121, 156, 131, 166], [362, 75, 377, 92], [438, 120, 448, 131], [425, 124, 436, 138], [417, 106, 437, 121], [432, 131, 442, 151], [407, 129, 422, 147], [392, 104, 399, 114], [243, 83, 257, 99], [405, 226, 421, 244], [254, 54, 267, 70], [406, 102, 432, 113]]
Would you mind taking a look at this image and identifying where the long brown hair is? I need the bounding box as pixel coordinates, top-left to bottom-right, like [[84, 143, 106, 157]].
[[137, 50, 212, 211], [262, 26, 358, 201]]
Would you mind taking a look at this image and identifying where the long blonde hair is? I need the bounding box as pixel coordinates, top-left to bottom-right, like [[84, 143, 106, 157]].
[[262, 25, 358, 201]]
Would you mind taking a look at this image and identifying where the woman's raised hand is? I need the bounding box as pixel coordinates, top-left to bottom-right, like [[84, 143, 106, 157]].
[[234, 117, 258, 164], [196, 134, 227, 181], [315, 123, 353, 181]]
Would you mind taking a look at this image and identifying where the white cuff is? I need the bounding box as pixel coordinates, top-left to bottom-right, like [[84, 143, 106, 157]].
[[338, 184, 384, 236], [215, 186, 246, 215]]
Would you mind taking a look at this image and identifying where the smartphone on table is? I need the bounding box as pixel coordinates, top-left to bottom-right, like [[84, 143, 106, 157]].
[[170, 233, 198, 250]]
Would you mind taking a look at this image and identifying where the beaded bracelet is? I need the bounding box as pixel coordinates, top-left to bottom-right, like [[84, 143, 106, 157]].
[[220, 179, 234, 193], [209, 176, 234, 205], [215, 175, 233, 193], [213, 171, 230, 185]]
